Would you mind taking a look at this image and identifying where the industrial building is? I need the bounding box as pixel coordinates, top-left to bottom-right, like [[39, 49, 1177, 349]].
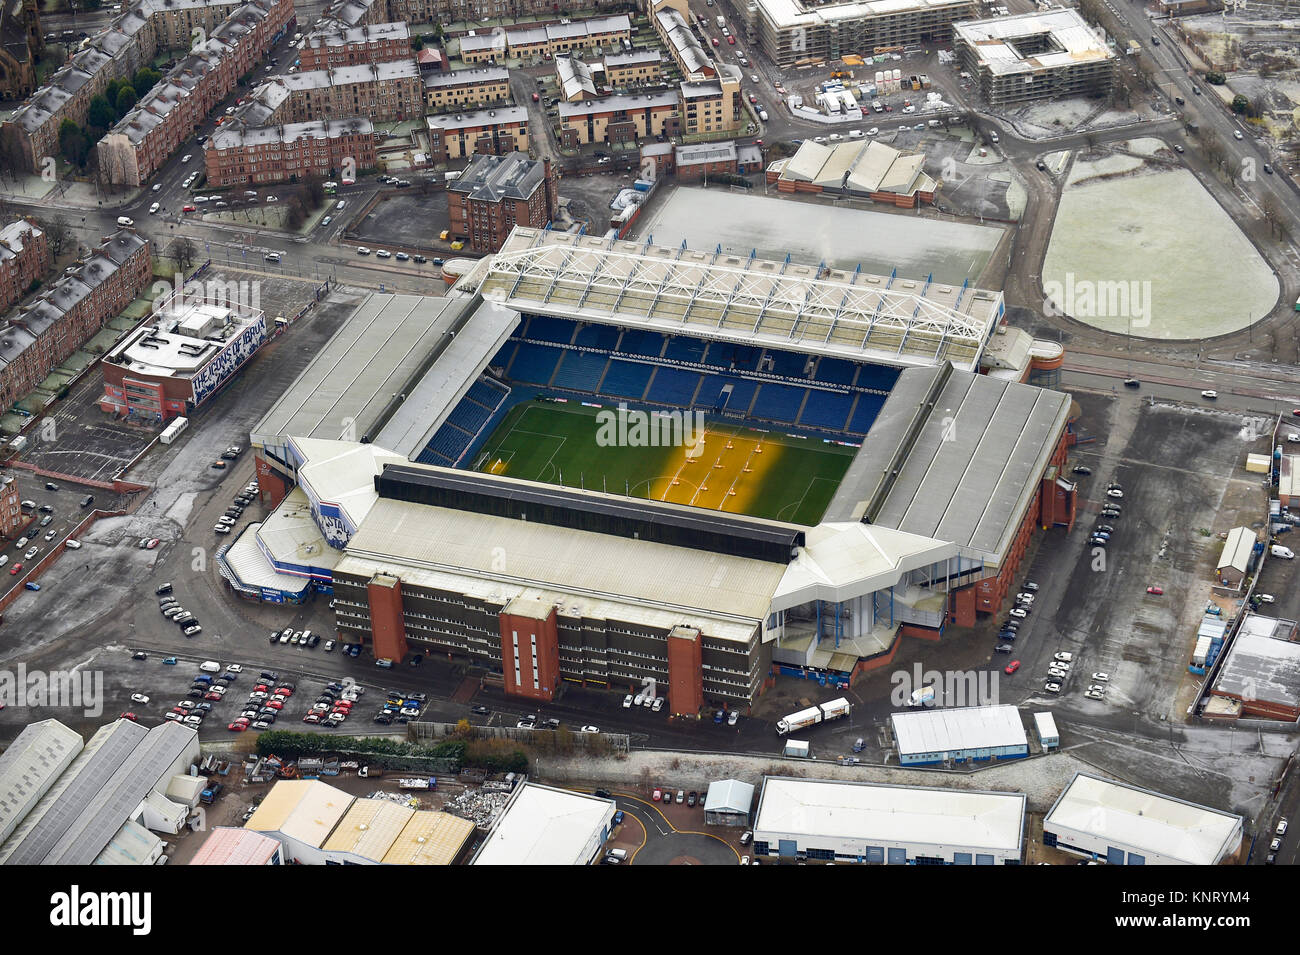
[[746, 0, 978, 68], [320, 796, 475, 864], [890, 705, 1028, 765], [1033, 712, 1058, 751], [752, 776, 1025, 864], [0, 718, 200, 865], [704, 779, 755, 826], [954, 10, 1117, 107], [471, 783, 615, 865], [1216, 526, 1256, 588], [243, 779, 354, 864], [1043, 773, 1243, 865], [766, 139, 937, 207], [190, 827, 286, 864], [1208, 613, 1300, 721], [100, 285, 266, 423]]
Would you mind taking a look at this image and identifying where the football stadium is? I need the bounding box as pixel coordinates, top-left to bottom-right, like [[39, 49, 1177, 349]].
[[235, 227, 1072, 714]]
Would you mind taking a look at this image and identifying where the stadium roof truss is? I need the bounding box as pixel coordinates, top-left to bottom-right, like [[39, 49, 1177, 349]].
[[471, 232, 1002, 372]]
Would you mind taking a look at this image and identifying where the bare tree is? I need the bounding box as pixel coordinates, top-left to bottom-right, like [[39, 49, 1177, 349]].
[[1261, 193, 1286, 240], [41, 217, 73, 259], [168, 236, 198, 273]]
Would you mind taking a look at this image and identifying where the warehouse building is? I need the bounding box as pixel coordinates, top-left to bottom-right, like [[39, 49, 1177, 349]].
[[1208, 614, 1300, 721], [1043, 773, 1243, 865], [1216, 526, 1256, 588], [471, 783, 615, 865], [0, 718, 200, 865], [954, 10, 1117, 107], [890, 705, 1028, 765], [753, 776, 1025, 864], [321, 797, 475, 864], [243, 779, 354, 864], [0, 719, 83, 848], [766, 139, 937, 207], [704, 779, 755, 827], [190, 827, 286, 864]]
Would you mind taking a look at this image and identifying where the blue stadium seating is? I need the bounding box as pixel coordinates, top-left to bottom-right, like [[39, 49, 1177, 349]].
[[524, 315, 577, 344], [414, 446, 453, 467], [420, 421, 475, 466], [847, 392, 888, 434], [600, 360, 654, 399], [663, 336, 707, 363], [573, 323, 620, 350], [769, 349, 812, 378], [798, 391, 854, 431], [448, 398, 492, 435], [813, 357, 857, 385], [855, 363, 901, 392], [552, 351, 609, 391], [701, 343, 733, 368], [620, 329, 666, 358], [466, 377, 509, 410], [729, 346, 761, 371], [646, 368, 701, 406], [750, 383, 806, 423], [696, 375, 756, 415], [509, 343, 563, 385], [491, 341, 518, 370]]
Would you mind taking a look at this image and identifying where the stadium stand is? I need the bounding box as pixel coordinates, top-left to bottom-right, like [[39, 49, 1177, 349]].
[[573, 323, 620, 350], [847, 392, 888, 434], [798, 391, 854, 431], [619, 328, 667, 358], [601, 359, 655, 399], [508, 342, 564, 385], [646, 367, 701, 405], [768, 349, 812, 378], [813, 357, 857, 385], [664, 336, 708, 363], [855, 363, 901, 393], [751, 383, 807, 423], [524, 315, 577, 344], [553, 351, 611, 391]]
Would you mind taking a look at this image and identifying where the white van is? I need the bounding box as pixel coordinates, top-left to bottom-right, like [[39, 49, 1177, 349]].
[[117, 216, 134, 227], [0, 555, 9, 568], [1272, 545, 1295, 559], [199, 660, 221, 673]]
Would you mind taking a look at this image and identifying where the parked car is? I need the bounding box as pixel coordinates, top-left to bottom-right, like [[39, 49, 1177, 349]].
[[1072, 466, 1091, 475], [1147, 586, 1164, 595]]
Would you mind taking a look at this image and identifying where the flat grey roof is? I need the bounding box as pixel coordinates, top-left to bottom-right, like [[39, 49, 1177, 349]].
[[829, 364, 1071, 566], [1212, 629, 1300, 709], [252, 293, 476, 450], [371, 299, 519, 457]]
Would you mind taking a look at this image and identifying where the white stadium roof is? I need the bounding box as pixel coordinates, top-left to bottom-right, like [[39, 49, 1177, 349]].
[[891, 705, 1027, 758], [461, 228, 1002, 372]]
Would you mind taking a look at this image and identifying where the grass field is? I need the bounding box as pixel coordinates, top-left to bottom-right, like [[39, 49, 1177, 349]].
[[472, 399, 857, 525]]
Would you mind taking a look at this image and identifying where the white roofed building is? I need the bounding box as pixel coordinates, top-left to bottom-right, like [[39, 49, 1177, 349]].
[[753, 776, 1025, 864], [471, 783, 615, 865], [891, 704, 1028, 765], [1043, 773, 1243, 865]]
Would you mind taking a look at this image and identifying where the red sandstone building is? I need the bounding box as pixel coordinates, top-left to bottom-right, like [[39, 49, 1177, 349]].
[[0, 219, 48, 313], [447, 152, 557, 253], [298, 20, 410, 71], [204, 117, 376, 187]]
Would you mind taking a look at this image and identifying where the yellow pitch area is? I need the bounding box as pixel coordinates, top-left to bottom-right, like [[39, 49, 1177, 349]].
[[655, 428, 782, 513]]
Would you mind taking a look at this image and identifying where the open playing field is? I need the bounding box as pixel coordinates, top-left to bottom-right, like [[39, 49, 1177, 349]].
[[472, 400, 857, 526]]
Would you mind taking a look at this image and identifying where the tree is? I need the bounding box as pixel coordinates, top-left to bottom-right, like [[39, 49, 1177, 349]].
[[41, 217, 72, 258], [132, 67, 161, 98], [1262, 193, 1285, 240], [58, 118, 88, 166], [168, 236, 197, 273], [115, 85, 138, 116], [86, 94, 116, 132], [1231, 94, 1249, 115]]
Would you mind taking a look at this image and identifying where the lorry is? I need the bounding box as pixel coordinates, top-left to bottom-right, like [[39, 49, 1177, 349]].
[[199, 782, 223, 804], [775, 696, 851, 735], [398, 777, 437, 790], [908, 685, 936, 707]]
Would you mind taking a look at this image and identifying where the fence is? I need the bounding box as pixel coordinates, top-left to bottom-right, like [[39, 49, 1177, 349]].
[[409, 720, 630, 755]]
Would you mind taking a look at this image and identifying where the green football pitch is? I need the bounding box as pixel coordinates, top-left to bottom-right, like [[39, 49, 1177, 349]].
[[471, 399, 857, 526]]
